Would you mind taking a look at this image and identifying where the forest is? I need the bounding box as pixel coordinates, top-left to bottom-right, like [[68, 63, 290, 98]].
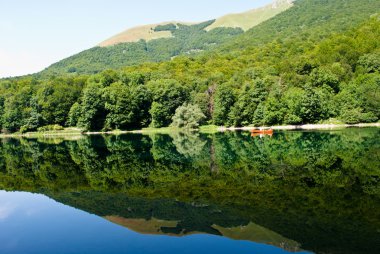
[[0, 0, 379, 133]]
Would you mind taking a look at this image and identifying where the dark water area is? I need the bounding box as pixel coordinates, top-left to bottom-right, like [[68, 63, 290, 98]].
[[0, 128, 379, 254]]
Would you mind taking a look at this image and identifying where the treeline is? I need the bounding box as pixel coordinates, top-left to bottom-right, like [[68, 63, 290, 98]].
[[1, 17, 379, 133]]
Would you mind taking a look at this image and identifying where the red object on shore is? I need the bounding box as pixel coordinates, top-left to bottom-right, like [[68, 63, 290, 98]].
[[250, 129, 274, 135]]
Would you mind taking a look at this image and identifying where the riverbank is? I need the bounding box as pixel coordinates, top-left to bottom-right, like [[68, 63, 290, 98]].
[[0, 123, 379, 138]]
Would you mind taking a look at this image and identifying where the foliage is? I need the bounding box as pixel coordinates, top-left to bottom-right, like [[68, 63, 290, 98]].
[[148, 79, 189, 128], [153, 23, 177, 32], [37, 124, 64, 132], [171, 104, 205, 129]]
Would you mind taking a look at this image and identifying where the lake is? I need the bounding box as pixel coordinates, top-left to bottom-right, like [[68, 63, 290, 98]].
[[0, 128, 379, 254]]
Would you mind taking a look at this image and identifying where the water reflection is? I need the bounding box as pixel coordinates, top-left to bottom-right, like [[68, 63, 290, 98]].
[[0, 128, 379, 254]]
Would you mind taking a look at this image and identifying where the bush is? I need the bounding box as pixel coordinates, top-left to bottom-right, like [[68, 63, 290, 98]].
[[171, 104, 205, 129], [37, 124, 64, 132]]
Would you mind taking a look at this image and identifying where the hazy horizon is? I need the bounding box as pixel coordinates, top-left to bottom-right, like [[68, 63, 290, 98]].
[[0, 0, 272, 78]]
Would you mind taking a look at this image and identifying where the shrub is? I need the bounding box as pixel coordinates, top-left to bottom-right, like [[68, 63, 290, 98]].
[[171, 104, 205, 129], [37, 124, 64, 132]]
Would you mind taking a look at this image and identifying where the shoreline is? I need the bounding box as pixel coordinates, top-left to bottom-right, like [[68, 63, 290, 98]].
[[218, 123, 380, 132], [0, 123, 379, 138]]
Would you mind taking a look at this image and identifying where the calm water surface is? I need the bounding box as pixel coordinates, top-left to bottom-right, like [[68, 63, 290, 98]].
[[0, 128, 379, 254]]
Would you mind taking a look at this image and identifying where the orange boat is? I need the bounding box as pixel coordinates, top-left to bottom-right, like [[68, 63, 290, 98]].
[[250, 128, 274, 135]]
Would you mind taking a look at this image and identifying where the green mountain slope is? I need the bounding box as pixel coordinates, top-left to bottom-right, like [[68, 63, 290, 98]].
[[205, 0, 293, 31], [42, 20, 243, 75], [221, 0, 380, 52], [98, 21, 191, 47], [40, 0, 293, 76], [97, 0, 293, 47]]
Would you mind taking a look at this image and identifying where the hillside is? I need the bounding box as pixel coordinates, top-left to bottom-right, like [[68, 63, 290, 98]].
[[205, 0, 293, 31], [0, 0, 379, 133], [99, 0, 293, 47], [221, 0, 380, 51], [98, 21, 191, 47], [104, 216, 300, 251], [41, 0, 292, 75], [41, 20, 243, 75]]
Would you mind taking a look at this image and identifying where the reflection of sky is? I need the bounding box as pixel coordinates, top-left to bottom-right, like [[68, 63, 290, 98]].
[[0, 203, 14, 220], [0, 191, 312, 254]]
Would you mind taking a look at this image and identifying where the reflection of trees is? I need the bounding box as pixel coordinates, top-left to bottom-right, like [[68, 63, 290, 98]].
[[0, 129, 379, 253], [170, 131, 207, 159], [0, 128, 378, 196]]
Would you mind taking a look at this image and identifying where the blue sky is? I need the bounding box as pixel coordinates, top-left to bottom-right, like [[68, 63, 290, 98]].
[[0, 0, 272, 78]]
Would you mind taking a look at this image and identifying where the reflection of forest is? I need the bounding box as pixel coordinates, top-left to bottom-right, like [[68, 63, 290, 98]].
[[0, 128, 379, 254]]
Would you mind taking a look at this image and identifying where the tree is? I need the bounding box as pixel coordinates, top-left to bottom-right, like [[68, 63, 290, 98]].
[[68, 102, 81, 127], [103, 82, 134, 130], [283, 87, 304, 125], [310, 68, 340, 92], [229, 79, 268, 126], [2, 86, 33, 132], [22, 97, 42, 132], [171, 104, 205, 129], [148, 79, 189, 128], [213, 83, 236, 126], [358, 53, 380, 73], [299, 86, 323, 124], [337, 73, 380, 123], [77, 83, 107, 131], [36, 81, 81, 126]]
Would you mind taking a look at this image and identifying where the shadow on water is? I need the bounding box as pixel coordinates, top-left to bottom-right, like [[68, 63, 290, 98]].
[[0, 128, 379, 253]]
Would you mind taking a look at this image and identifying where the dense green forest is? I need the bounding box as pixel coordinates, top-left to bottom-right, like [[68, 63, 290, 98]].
[[0, 129, 379, 253], [0, 0, 380, 133]]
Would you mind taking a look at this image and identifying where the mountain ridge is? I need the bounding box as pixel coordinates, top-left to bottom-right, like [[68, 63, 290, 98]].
[[98, 0, 293, 47]]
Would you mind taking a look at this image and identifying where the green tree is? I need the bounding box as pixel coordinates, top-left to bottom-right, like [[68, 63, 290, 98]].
[[148, 79, 189, 127], [78, 83, 107, 131], [213, 83, 236, 126], [358, 53, 380, 73], [171, 104, 205, 129], [68, 102, 82, 127], [229, 79, 268, 126], [299, 86, 323, 124], [36, 81, 81, 126]]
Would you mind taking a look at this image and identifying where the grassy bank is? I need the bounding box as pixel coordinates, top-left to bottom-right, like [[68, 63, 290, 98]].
[[0, 128, 84, 138]]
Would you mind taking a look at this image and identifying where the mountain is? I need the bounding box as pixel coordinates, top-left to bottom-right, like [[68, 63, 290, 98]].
[[47, 191, 302, 252], [99, 0, 293, 47], [41, 19, 243, 75], [205, 0, 293, 31], [98, 21, 192, 47], [220, 0, 380, 52], [105, 216, 301, 252], [41, 0, 293, 75]]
